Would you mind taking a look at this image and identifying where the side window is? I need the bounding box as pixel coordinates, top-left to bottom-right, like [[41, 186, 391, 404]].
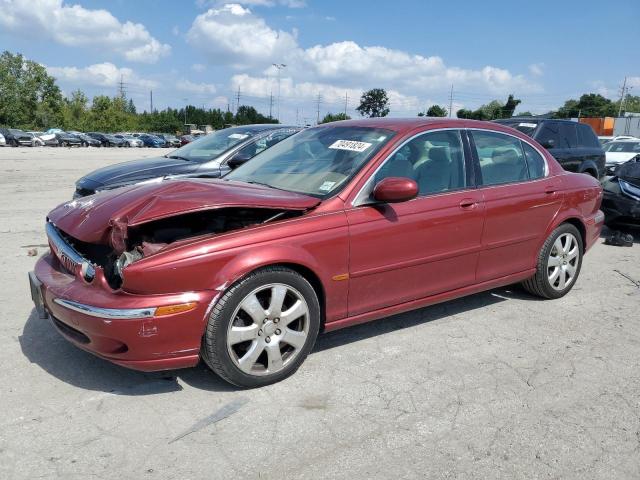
[[522, 142, 546, 179], [577, 124, 600, 148], [376, 130, 466, 195], [472, 130, 529, 185], [559, 123, 578, 148], [536, 122, 562, 148]]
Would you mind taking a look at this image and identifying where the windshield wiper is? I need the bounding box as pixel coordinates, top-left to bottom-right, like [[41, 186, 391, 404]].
[[166, 154, 191, 161], [245, 180, 287, 191]]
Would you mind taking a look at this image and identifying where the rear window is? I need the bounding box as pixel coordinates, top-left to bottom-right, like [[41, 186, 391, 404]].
[[559, 123, 578, 148], [577, 124, 601, 148]]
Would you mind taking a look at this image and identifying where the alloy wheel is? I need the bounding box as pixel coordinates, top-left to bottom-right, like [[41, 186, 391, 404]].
[[547, 233, 579, 291], [226, 283, 310, 376]]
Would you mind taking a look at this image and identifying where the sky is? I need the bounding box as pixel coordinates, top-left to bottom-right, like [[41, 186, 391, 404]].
[[1, 0, 638, 124]]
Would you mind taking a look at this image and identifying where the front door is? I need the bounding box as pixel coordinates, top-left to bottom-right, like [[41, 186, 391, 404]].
[[346, 129, 484, 317]]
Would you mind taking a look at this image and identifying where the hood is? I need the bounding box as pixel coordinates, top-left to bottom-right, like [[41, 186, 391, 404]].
[[605, 151, 639, 165], [77, 156, 200, 187], [617, 159, 640, 185], [48, 179, 320, 245]]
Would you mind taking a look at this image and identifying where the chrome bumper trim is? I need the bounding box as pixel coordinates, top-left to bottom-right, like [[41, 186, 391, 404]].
[[53, 298, 156, 319], [46, 222, 96, 281]]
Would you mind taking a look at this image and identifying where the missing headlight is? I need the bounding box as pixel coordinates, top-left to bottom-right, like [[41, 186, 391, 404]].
[[115, 250, 143, 278]]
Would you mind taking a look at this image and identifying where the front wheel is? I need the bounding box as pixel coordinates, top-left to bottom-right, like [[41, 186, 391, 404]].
[[202, 267, 320, 388], [522, 223, 583, 299]]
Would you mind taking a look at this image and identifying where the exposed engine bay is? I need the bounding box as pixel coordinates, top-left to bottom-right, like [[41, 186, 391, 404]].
[[58, 207, 302, 289]]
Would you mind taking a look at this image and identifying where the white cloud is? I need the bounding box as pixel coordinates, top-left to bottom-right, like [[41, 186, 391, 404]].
[[0, 0, 171, 63], [528, 63, 544, 76], [188, 5, 541, 106], [46, 63, 158, 89], [176, 79, 217, 94], [191, 63, 207, 72], [187, 4, 297, 67], [196, 0, 306, 7]]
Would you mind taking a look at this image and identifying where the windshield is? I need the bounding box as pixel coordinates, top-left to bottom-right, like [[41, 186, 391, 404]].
[[497, 120, 539, 136], [171, 127, 268, 162], [604, 141, 640, 153], [225, 125, 395, 198]]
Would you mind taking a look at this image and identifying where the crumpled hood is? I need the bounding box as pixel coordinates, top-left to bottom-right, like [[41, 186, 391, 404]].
[[48, 178, 320, 245], [605, 151, 639, 165]]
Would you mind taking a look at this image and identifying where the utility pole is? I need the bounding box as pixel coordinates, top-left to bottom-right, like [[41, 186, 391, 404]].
[[118, 74, 126, 99], [269, 89, 274, 119], [236, 86, 241, 114], [316, 93, 322, 124], [344, 92, 348, 116], [618, 77, 629, 117], [295, 107, 299, 126], [183, 98, 188, 125], [150, 90, 153, 113], [272, 63, 286, 121], [448, 84, 454, 118]]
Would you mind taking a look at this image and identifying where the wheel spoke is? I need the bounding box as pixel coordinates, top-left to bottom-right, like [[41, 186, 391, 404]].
[[567, 247, 579, 261], [282, 328, 307, 349], [281, 299, 307, 326], [558, 268, 567, 289], [549, 267, 560, 285], [268, 285, 288, 317], [228, 324, 260, 345], [562, 235, 572, 254], [238, 341, 265, 373], [265, 344, 284, 371], [566, 262, 577, 277], [239, 293, 266, 325], [548, 255, 562, 267], [553, 237, 564, 255]]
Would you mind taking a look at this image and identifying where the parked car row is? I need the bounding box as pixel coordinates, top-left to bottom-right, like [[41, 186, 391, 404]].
[[0, 127, 185, 148]]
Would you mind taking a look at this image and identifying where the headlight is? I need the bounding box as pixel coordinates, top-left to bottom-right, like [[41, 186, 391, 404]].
[[114, 250, 142, 278], [619, 179, 640, 201]]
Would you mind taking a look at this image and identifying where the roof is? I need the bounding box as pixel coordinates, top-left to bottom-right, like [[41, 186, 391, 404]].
[[495, 117, 578, 124]]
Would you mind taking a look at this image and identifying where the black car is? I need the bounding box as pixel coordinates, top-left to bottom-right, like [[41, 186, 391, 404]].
[[73, 125, 301, 198], [601, 158, 640, 227], [70, 132, 101, 147], [55, 132, 83, 147], [494, 118, 605, 178], [0, 128, 33, 146], [87, 132, 124, 147]]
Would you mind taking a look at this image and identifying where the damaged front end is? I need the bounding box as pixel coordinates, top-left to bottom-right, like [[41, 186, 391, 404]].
[[45, 179, 320, 290], [48, 207, 303, 290]]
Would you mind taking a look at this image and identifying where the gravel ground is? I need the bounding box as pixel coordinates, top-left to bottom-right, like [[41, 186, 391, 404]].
[[1, 146, 639, 480]]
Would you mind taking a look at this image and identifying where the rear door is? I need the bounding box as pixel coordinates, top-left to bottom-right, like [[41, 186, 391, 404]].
[[346, 129, 484, 316], [535, 121, 574, 171], [470, 129, 563, 282]]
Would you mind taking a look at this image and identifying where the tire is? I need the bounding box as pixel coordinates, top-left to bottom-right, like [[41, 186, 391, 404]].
[[522, 223, 583, 299], [202, 266, 321, 388]]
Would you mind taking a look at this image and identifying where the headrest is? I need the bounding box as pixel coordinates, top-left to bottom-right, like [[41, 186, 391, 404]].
[[492, 147, 520, 165]]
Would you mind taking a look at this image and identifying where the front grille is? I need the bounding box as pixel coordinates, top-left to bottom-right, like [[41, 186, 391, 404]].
[[51, 316, 91, 344], [46, 222, 96, 281]]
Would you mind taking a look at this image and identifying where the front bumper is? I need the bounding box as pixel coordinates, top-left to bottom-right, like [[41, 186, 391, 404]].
[[30, 253, 217, 371], [602, 190, 640, 225]]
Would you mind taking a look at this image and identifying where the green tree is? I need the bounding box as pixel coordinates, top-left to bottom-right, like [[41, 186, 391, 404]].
[[235, 105, 278, 125], [456, 95, 521, 120], [425, 105, 447, 117], [320, 112, 351, 123], [0, 50, 63, 128], [555, 93, 617, 118], [356, 88, 390, 118]]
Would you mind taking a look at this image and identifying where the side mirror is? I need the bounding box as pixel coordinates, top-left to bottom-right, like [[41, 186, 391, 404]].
[[372, 177, 419, 203], [541, 139, 555, 149], [227, 152, 252, 170]]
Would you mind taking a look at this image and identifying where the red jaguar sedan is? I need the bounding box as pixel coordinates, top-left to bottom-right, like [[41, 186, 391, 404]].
[[29, 118, 604, 387]]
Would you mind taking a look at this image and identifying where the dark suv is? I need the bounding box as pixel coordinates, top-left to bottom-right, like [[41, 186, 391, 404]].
[[494, 118, 605, 178]]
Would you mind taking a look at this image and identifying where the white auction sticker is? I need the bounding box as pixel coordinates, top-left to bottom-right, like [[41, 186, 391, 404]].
[[518, 123, 537, 128], [228, 133, 249, 139], [318, 181, 336, 191], [329, 139, 372, 152]]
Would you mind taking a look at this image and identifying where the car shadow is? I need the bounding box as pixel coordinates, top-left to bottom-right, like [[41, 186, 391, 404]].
[[20, 287, 522, 394]]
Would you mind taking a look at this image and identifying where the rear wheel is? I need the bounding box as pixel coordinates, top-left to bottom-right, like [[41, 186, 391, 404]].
[[202, 267, 320, 388], [522, 223, 583, 299]]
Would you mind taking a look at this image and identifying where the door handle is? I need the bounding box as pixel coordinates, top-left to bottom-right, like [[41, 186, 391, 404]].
[[459, 198, 478, 209], [545, 185, 558, 194]]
